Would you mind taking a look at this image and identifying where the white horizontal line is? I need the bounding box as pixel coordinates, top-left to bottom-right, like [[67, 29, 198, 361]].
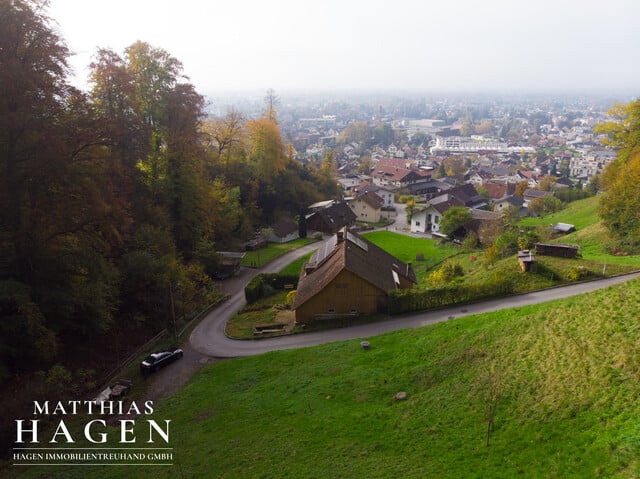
[[13, 464, 173, 466], [13, 447, 173, 450]]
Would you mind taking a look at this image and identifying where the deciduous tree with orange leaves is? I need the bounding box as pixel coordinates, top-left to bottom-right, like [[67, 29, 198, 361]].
[[596, 100, 640, 252]]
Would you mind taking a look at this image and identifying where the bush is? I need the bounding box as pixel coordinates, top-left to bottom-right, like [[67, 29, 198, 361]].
[[245, 273, 299, 303], [388, 278, 515, 315], [568, 266, 590, 281], [462, 232, 479, 252], [494, 232, 518, 257], [518, 230, 539, 250], [428, 262, 465, 287]]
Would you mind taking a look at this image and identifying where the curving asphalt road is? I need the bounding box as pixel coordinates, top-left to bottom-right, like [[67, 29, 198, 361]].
[[190, 236, 640, 359]]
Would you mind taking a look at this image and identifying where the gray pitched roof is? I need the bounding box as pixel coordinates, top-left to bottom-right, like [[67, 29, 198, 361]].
[[293, 230, 416, 310]]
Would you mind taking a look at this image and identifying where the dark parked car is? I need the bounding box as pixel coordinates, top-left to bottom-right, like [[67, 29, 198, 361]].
[[140, 348, 183, 375]]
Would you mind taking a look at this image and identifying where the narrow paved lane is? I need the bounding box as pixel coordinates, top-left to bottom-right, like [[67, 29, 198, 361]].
[[190, 241, 640, 358], [189, 240, 321, 355]]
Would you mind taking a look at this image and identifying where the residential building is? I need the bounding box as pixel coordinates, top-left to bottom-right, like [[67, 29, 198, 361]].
[[306, 201, 357, 235], [293, 229, 416, 323], [348, 191, 384, 223], [268, 217, 299, 243], [356, 184, 395, 208]]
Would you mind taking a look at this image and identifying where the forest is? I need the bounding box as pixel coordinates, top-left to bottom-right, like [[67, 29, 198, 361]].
[[0, 0, 339, 407]]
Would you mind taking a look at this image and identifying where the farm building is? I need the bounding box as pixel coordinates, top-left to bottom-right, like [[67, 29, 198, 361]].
[[552, 223, 576, 235], [293, 229, 416, 324], [535, 242, 581, 258]]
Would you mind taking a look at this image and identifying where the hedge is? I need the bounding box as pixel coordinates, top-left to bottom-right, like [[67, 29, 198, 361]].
[[388, 278, 515, 315], [244, 273, 300, 304]]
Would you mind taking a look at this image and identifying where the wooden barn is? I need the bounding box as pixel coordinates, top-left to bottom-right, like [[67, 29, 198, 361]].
[[292, 229, 416, 324], [534, 242, 581, 258]]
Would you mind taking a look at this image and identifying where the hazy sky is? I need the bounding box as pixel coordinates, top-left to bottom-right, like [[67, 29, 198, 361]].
[[48, 0, 640, 95]]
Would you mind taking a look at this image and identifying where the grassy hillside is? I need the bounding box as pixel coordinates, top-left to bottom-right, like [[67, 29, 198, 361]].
[[520, 196, 640, 266], [519, 195, 601, 231], [13, 277, 640, 478]]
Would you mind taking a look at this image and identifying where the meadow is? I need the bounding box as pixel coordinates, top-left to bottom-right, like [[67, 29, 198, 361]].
[[519, 196, 640, 266], [12, 277, 640, 478]]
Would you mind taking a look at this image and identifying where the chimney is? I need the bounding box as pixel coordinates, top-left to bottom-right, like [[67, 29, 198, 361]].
[[337, 230, 344, 243]]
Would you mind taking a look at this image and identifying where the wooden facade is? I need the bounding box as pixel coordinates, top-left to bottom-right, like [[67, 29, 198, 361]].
[[294, 270, 387, 323], [517, 250, 536, 272], [535, 242, 580, 258], [293, 229, 415, 324]]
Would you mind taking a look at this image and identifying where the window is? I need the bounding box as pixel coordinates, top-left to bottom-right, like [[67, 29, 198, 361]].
[[415, 221, 421, 226], [434, 216, 439, 224]]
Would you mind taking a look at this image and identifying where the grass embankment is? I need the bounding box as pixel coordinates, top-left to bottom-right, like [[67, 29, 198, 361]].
[[14, 277, 640, 478], [278, 251, 314, 275], [519, 196, 640, 266], [519, 194, 601, 231], [240, 238, 317, 268], [362, 231, 459, 281], [224, 290, 292, 338]]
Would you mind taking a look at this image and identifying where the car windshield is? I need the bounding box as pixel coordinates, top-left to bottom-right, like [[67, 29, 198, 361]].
[[144, 355, 156, 363]]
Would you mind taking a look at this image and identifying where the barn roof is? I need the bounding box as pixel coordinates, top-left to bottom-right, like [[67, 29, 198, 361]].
[[293, 229, 416, 310]]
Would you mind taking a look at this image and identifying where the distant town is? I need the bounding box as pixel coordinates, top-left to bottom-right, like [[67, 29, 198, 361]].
[[207, 91, 630, 226]]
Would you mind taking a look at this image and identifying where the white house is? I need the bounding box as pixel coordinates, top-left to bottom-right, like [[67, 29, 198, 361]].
[[356, 184, 395, 208], [410, 195, 465, 235]]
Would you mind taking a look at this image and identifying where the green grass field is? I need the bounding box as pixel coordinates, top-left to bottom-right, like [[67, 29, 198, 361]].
[[518, 196, 640, 266], [278, 251, 314, 275], [362, 231, 460, 281], [13, 277, 640, 478], [519, 195, 601, 231], [240, 238, 318, 268]]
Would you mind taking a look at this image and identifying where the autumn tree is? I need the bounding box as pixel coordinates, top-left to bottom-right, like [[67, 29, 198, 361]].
[[527, 197, 545, 217], [201, 109, 245, 172], [443, 156, 467, 179], [339, 122, 372, 145], [514, 181, 529, 197], [596, 100, 640, 250], [247, 116, 287, 179], [538, 175, 557, 192], [0, 0, 121, 375], [264, 88, 279, 122]]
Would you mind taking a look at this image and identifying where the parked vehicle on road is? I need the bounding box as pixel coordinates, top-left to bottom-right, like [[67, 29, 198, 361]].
[[140, 348, 183, 375]]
